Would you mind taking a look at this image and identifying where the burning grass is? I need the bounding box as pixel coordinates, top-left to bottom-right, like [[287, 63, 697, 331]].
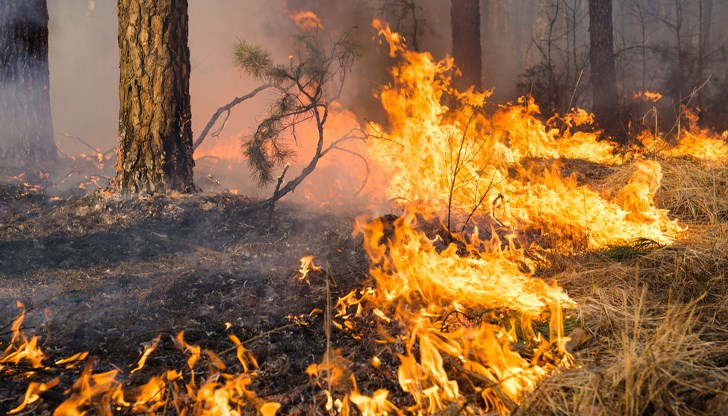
[[2, 21, 728, 416]]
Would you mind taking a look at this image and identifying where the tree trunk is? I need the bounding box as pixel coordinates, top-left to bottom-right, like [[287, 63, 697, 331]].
[[588, 0, 621, 142], [697, 0, 712, 107], [0, 0, 56, 168], [451, 0, 482, 91], [114, 0, 195, 195]]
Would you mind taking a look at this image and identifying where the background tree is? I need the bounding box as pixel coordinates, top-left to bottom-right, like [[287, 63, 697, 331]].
[[0, 0, 56, 169], [378, 0, 427, 52], [113, 0, 195, 195], [589, 0, 621, 141], [450, 0, 482, 90]]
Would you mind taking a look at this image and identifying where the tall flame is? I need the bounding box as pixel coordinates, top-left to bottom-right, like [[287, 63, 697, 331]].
[[319, 21, 691, 413]]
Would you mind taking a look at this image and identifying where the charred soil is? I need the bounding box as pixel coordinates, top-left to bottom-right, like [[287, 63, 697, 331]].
[[0, 183, 374, 414]]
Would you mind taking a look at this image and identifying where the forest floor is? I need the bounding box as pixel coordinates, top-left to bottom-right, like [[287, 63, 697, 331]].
[[0, 181, 378, 415], [1, 155, 728, 415]]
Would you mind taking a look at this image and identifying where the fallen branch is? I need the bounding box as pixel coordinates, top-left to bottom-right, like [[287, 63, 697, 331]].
[[192, 83, 273, 151]]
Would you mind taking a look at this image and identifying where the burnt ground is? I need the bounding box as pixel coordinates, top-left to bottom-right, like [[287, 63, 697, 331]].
[[0, 182, 383, 414]]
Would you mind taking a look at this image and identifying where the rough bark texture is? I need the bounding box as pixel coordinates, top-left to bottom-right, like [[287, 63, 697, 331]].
[[588, 0, 621, 141], [0, 0, 56, 168], [114, 0, 195, 195], [451, 0, 482, 91]]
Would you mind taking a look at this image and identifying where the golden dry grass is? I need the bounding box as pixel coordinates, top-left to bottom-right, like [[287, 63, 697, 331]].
[[521, 156, 728, 416]]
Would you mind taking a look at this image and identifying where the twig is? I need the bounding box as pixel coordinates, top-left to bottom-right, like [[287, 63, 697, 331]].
[[102, 147, 116, 159], [447, 108, 478, 232], [460, 172, 504, 233], [664, 75, 712, 140], [192, 83, 273, 151], [328, 146, 370, 195], [216, 323, 298, 357], [565, 69, 584, 118]]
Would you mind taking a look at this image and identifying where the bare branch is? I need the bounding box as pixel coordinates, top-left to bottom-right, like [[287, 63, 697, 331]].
[[192, 83, 273, 152]]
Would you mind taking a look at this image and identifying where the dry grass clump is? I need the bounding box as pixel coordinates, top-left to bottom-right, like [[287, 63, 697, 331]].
[[520, 293, 728, 415], [522, 156, 728, 415], [656, 158, 728, 224], [523, 263, 728, 415]]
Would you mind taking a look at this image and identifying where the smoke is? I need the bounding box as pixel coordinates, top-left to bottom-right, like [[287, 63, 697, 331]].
[[47, 0, 117, 155]]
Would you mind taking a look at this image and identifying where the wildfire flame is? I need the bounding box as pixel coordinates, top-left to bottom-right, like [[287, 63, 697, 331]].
[[7, 14, 728, 416], [304, 20, 703, 414], [2, 308, 279, 415], [0, 302, 46, 370]]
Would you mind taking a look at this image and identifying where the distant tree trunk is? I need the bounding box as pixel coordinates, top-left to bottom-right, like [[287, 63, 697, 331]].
[[451, 0, 482, 90], [114, 0, 195, 195], [697, 0, 712, 107], [588, 0, 621, 142], [0, 0, 56, 168]]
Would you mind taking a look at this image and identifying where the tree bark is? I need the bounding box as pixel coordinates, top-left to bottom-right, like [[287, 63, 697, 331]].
[[114, 0, 195, 195], [588, 0, 621, 142], [0, 0, 56, 168], [451, 0, 482, 91]]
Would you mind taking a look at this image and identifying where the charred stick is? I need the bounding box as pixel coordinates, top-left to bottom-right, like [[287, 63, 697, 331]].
[[38, 388, 69, 404]]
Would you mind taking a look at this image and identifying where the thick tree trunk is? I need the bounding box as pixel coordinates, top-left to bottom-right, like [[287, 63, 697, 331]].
[[114, 0, 195, 195], [588, 0, 622, 142], [451, 0, 482, 91], [0, 0, 56, 168]]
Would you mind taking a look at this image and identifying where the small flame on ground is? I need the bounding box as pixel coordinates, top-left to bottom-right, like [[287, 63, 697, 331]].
[[299, 255, 322, 282]]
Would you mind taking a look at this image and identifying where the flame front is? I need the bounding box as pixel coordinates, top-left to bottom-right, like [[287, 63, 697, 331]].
[[322, 21, 693, 413]]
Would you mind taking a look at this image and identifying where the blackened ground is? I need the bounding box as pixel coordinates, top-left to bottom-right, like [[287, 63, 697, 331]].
[[0, 183, 376, 414]]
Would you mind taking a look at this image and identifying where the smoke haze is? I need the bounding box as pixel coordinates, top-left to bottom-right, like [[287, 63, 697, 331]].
[[43, 1, 728, 192]]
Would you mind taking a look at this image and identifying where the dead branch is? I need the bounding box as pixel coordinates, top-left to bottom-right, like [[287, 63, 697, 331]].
[[192, 83, 273, 152], [268, 163, 291, 226]]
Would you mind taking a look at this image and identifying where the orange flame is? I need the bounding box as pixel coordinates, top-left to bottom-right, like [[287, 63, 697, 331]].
[[314, 21, 688, 413], [290, 10, 323, 31], [633, 90, 663, 101], [0, 302, 46, 370], [8, 378, 61, 414]]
